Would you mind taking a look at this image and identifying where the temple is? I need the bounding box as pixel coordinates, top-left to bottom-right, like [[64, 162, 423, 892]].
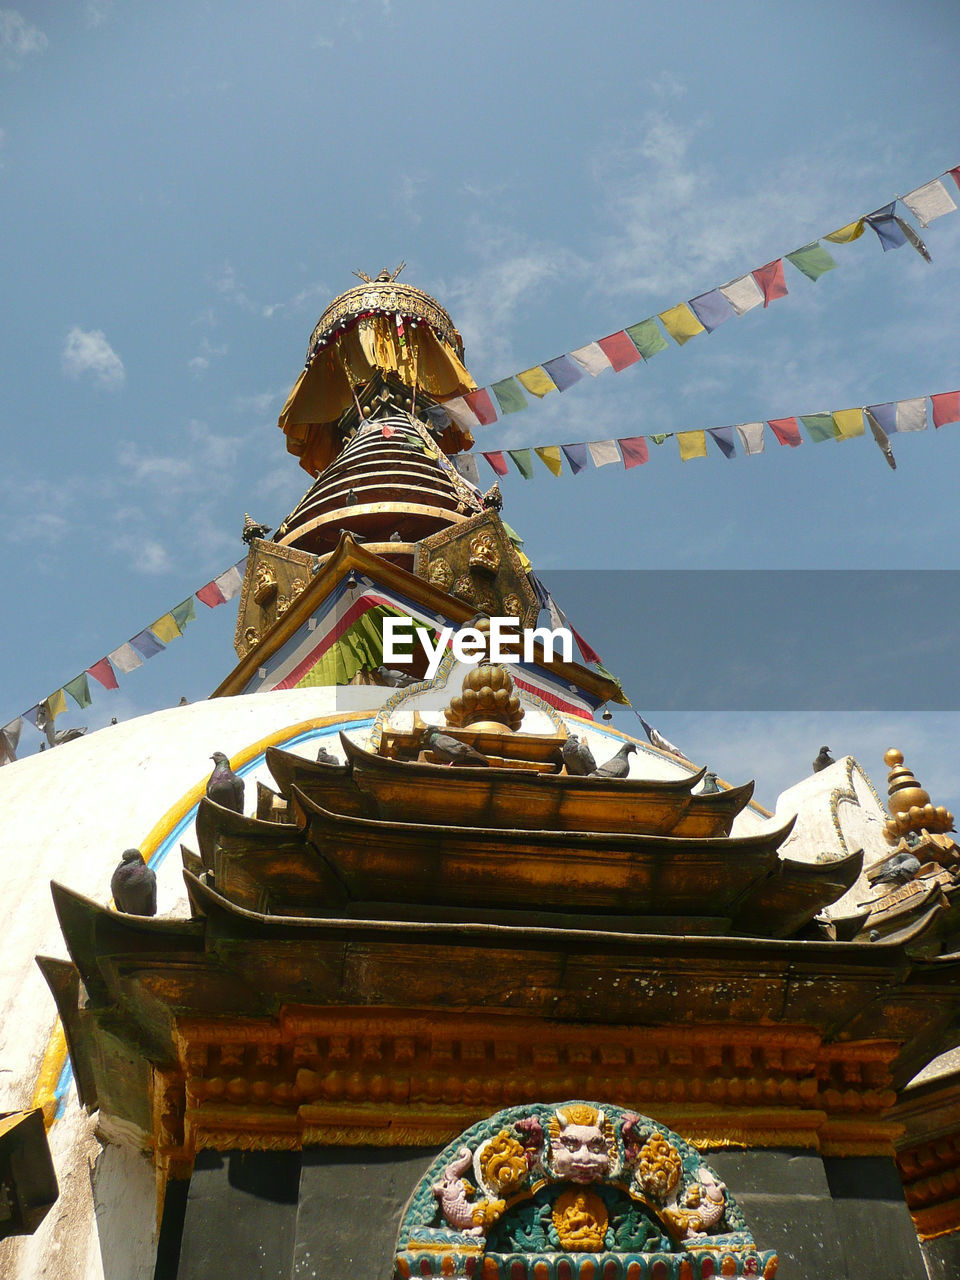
[[2, 270, 960, 1280]]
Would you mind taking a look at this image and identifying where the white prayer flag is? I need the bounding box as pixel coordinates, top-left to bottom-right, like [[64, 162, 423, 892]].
[[443, 396, 480, 429], [109, 643, 143, 674], [215, 565, 244, 600], [896, 398, 928, 432], [736, 422, 766, 455], [587, 439, 622, 468], [901, 179, 957, 227], [718, 274, 764, 315], [570, 343, 613, 376], [453, 452, 480, 486]]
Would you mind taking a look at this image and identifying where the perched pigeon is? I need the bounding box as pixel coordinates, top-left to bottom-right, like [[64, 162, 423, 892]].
[[873, 850, 922, 887], [421, 727, 489, 767], [111, 849, 157, 916], [562, 735, 596, 776], [316, 744, 339, 766], [376, 665, 418, 688], [206, 751, 244, 812], [813, 746, 835, 773], [389, 530, 403, 543], [589, 742, 637, 780], [701, 771, 721, 794]]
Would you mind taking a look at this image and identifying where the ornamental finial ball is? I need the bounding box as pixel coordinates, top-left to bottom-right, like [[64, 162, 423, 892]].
[[884, 748, 904, 767]]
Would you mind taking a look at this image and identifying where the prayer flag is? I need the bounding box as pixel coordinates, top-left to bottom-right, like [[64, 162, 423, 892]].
[[517, 367, 558, 397], [1, 717, 22, 759], [658, 303, 705, 345], [44, 688, 67, 721], [800, 413, 838, 443], [64, 673, 92, 709], [866, 403, 897, 434], [931, 391, 960, 428], [572, 627, 601, 664], [617, 436, 649, 469], [688, 289, 734, 332], [707, 426, 736, 458], [625, 318, 669, 358], [381, 422, 397, 439], [718, 274, 764, 315], [824, 220, 865, 244], [896, 217, 932, 262], [215, 565, 244, 601], [896, 398, 928, 432], [561, 443, 589, 474], [109, 642, 143, 673], [453, 452, 481, 485], [535, 446, 563, 477], [865, 203, 907, 251], [901, 179, 957, 226], [463, 388, 498, 424], [171, 597, 196, 631], [587, 440, 621, 468], [785, 241, 838, 282], [948, 166, 960, 193], [196, 580, 226, 608], [508, 449, 535, 479], [865, 410, 896, 469], [426, 405, 452, 430], [638, 714, 684, 757], [649, 434, 669, 446], [752, 259, 788, 306], [832, 409, 864, 440], [569, 343, 612, 376], [597, 331, 643, 371], [88, 657, 119, 690], [23, 705, 42, 730], [482, 451, 509, 477], [767, 417, 803, 447], [543, 355, 583, 391], [676, 430, 707, 461], [528, 572, 551, 611], [736, 422, 765, 455], [131, 628, 165, 659], [150, 613, 182, 644], [443, 396, 480, 429], [491, 378, 528, 415]]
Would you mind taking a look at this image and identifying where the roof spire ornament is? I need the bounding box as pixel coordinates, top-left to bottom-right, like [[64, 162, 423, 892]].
[[241, 513, 272, 545], [352, 261, 406, 284], [882, 747, 955, 845]]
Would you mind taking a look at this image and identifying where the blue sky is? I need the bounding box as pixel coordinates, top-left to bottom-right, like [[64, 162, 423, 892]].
[[2, 0, 959, 810]]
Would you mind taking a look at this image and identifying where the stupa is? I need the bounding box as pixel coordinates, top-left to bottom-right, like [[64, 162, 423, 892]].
[[2, 270, 959, 1280]]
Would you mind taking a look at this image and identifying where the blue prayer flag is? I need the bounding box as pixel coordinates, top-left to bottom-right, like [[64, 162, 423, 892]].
[[707, 426, 736, 458], [688, 289, 735, 333], [865, 203, 908, 252], [543, 355, 584, 392], [130, 628, 165, 659], [561, 443, 589, 474], [866, 402, 897, 434]]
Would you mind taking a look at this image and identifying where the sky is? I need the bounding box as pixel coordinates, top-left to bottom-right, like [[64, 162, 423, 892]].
[[1, 0, 959, 811]]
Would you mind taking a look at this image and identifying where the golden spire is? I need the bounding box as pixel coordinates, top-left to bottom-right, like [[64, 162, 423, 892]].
[[882, 748, 955, 845]]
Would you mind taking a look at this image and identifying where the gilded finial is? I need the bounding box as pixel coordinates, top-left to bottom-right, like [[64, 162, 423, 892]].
[[882, 747, 955, 845], [352, 261, 406, 285]]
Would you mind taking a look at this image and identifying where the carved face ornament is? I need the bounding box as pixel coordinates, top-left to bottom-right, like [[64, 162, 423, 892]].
[[550, 1108, 611, 1184]]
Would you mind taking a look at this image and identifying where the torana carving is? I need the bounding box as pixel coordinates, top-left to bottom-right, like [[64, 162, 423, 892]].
[[395, 1101, 777, 1280]]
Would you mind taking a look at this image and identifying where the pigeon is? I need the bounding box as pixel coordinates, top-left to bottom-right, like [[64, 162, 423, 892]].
[[375, 665, 418, 688], [562, 735, 596, 776], [813, 746, 835, 773], [389, 530, 403, 543], [316, 744, 339, 766], [872, 850, 922, 887], [589, 742, 637, 780], [346, 489, 359, 506], [111, 849, 157, 916], [206, 752, 244, 813], [421, 727, 489, 767], [700, 771, 721, 794]]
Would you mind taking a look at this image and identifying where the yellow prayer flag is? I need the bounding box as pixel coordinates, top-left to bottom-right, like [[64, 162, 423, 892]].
[[535, 446, 563, 477], [824, 219, 865, 244], [677, 430, 708, 461], [658, 303, 705, 345], [44, 688, 67, 720], [832, 408, 865, 440], [517, 548, 532, 572], [150, 613, 182, 643], [517, 366, 558, 398]]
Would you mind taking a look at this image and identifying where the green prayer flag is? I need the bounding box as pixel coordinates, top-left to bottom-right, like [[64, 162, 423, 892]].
[[800, 413, 839, 443], [785, 241, 838, 282], [501, 521, 524, 548], [64, 672, 92, 709], [625, 318, 668, 358], [508, 449, 535, 479], [171, 597, 196, 630], [491, 378, 528, 415], [649, 433, 669, 446]]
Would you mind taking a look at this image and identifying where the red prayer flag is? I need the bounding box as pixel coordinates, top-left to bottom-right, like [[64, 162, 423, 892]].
[[196, 580, 227, 608], [752, 260, 789, 307], [464, 388, 499, 425], [482, 451, 509, 477], [87, 657, 119, 691], [572, 627, 601, 664], [617, 436, 649, 468], [931, 391, 960, 428], [767, 416, 803, 447], [948, 166, 960, 193], [597, 331, 643, 372], [382, 423, 397, 438]]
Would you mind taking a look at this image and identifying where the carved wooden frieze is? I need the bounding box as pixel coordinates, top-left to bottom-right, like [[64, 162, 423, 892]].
[[233, 539, 317, 658]]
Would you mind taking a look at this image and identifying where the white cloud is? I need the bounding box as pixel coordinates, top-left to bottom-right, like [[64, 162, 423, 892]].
[[0, 9, 47, 66], [213, 262, 256, 312], [61, 327, 125, 389], [188, 335, 227, 375], [262, 279, 328, 319], [647, 71, 686, 100], [117, 420, 244, 490], [111, 533, 172, 574], [85, 0, 113, 28]]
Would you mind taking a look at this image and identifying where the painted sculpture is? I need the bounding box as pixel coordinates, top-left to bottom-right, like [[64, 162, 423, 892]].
[[396, 1102, 777, 1280]]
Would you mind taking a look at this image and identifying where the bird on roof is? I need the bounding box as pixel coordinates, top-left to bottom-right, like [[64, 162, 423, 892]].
[[701, 771, 721, 794], [872, 850, 922, 887], [562, 735, 596, 776], [206, 752, 244, 813], [813, 746, 835, 773], [111, 849, 157, 917], [589, 742, 637, 779], [421, 727, 489, 767], [316, 744, 339, 766], [389, 530, 403, 542], [375, 665, 418, 688]]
